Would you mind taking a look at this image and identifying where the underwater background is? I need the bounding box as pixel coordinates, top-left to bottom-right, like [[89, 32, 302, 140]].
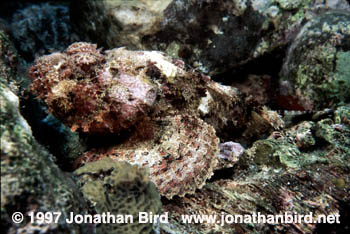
[[1, 0, 350, 233]]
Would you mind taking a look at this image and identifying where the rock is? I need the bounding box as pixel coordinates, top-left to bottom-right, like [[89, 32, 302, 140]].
[[71, 0, 172, 50], [73, 157, 162, 234], [39, 114, 88, 168], [315, 118, 350, 155], [245, 138, 303, 169], [286, 121, 316, 149], [217, 141, 245, 169], [162, 163, 349, 233], [252, 105, 350, 165], [231, 74, 272, 105], [335, 104, 350, 125], [279, 10, 350, 110], [0, 82, 92, 233], [70, 0, 349, 75], [241, 106, 284, 143], [9, 3, 76, 61], [0, 29, 25, 94]]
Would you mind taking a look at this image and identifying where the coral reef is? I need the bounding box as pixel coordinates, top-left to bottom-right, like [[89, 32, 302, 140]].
[[0, 30, 17, 78], [335, 104, 350, 125], [279, 10, 350, 110], [75, 114, 220, 199], [2, 1, 350, 234], [0, 82, 92, 233], [245, 139, 304, 169], [10, 3, 75, 61], [287, 121, 316, 149], [74, 157, 162, 234], [245, 105, 350, 170]]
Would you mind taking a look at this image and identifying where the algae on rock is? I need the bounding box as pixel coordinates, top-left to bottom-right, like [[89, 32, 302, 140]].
[[280, 11, 350, 110], [1, 82, 92, 233], [70, 0, 349, 75]]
